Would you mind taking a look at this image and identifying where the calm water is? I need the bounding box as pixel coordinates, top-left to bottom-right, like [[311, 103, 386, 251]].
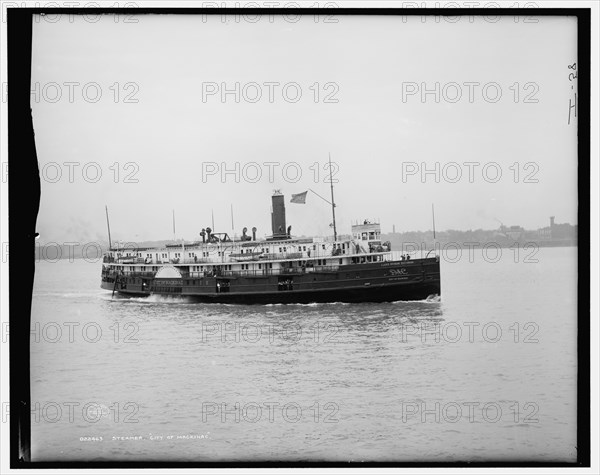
[[29, 247, 577, 462]]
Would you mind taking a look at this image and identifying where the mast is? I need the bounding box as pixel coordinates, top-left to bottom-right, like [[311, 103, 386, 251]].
[[329, 153, 337, 241], [432, 203, 436, 239], [105, 205, 112, 251], [172, 209, 176, 241], [231, 204, 235, 242]]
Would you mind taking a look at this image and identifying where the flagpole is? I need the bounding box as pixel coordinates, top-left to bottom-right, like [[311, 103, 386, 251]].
[[105, 205, 112, 251], [329, 153, 337, 241], [172, 209, 176, 241], [230, 204, 235, 242], [432, 203, 436, 239]]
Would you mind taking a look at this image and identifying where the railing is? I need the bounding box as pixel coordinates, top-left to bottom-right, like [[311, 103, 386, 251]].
[[103, 247, 438, 268], [382, 250, 437, 261], [188, 265, 342, 278], [104, 270, 190, 279]]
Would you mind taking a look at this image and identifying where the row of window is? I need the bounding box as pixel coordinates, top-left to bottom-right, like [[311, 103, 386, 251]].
[[127, 242, 357, 261], [190, 265, 234, 271], [351, 255, 383, 263], [356, 232, 380, 240], [118, 243, 359, 265]]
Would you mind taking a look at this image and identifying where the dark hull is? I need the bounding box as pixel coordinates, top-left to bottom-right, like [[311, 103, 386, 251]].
[[101, 257, 441, 305], [106, 281, 440, 304]]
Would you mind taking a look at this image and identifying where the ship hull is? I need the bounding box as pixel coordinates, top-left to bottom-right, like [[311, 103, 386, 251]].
[[104, 281, 440, 304], [101, 257, 441, 305]]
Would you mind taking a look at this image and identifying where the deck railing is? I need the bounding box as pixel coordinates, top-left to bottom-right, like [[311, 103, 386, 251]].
[[104, 266, 346, 280], [104, 249, 437, 269]]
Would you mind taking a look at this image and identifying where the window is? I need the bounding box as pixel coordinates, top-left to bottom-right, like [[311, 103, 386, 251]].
[[322, 245, 325, 250]]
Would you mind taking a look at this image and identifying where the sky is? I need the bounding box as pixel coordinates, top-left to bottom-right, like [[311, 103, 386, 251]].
[[29, 12, 579, 245]]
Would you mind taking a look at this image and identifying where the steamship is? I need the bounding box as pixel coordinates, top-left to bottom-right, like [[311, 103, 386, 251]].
[[100, 192, 441, 304]]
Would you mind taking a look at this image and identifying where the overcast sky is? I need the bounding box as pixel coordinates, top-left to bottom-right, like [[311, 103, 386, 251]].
[[30, 13, 578, 244]]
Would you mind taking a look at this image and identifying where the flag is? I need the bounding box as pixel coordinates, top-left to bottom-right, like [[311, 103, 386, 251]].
[[290, 191, 308, 204]]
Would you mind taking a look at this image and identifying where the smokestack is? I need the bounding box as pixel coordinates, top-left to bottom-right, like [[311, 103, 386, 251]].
[[271, 192, 287, 238], [252, 227, 257, 241], [550, 216, 555, 227]]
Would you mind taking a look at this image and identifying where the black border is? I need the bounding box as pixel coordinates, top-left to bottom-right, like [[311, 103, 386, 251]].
[[7, 7, 591, 469]]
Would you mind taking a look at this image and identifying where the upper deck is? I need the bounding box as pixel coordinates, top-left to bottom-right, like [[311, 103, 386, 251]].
[[102, 234, 392, 266]]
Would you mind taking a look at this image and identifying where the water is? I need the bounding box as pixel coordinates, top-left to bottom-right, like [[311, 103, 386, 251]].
[[29, 247, 577, 462]]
